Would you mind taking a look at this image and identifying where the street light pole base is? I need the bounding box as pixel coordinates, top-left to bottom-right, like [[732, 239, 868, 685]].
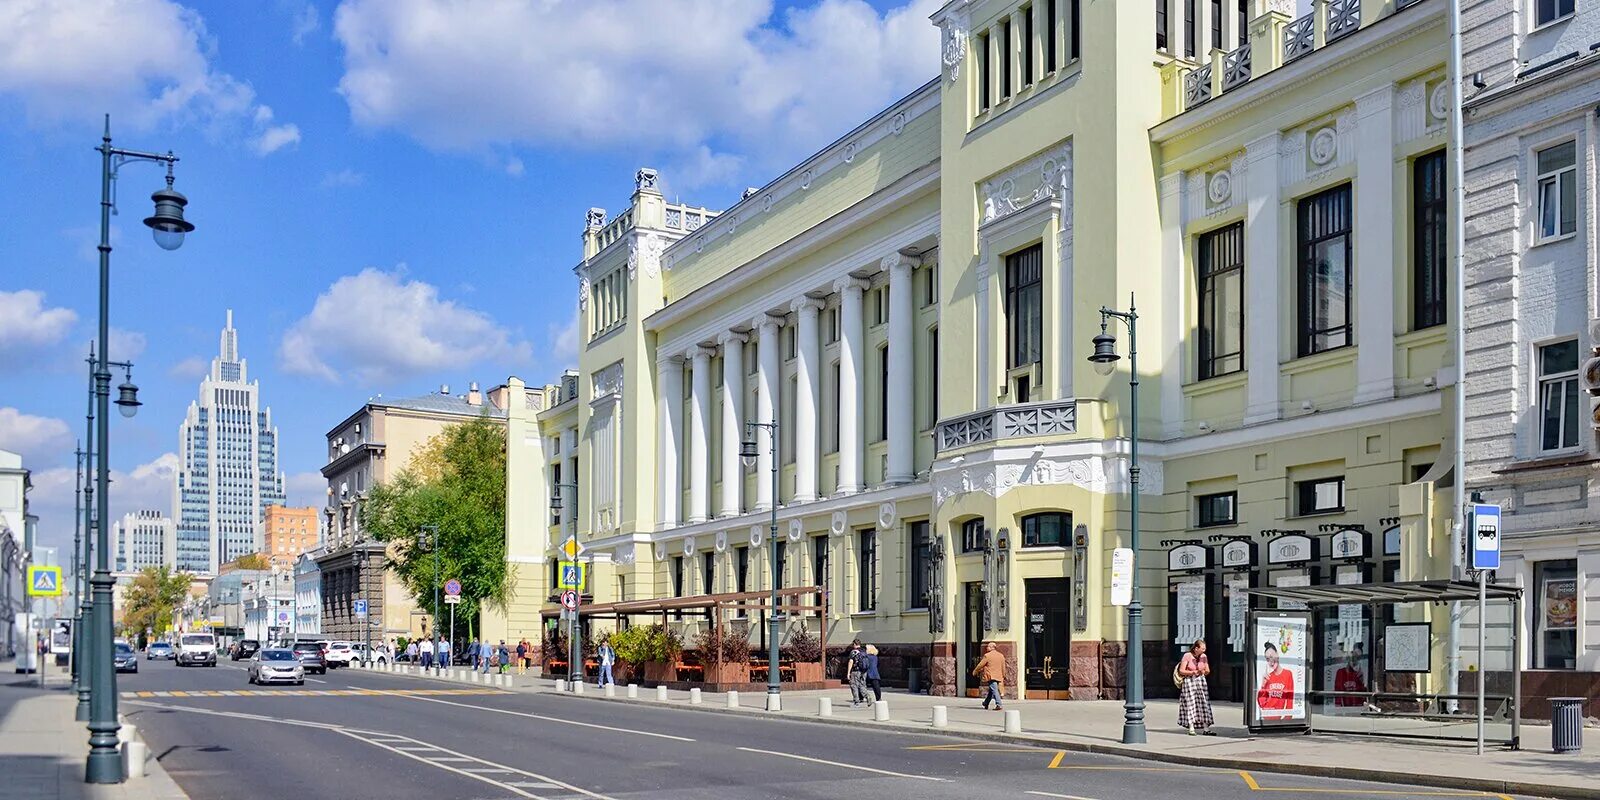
[[85, 727, 122, 783], [1121, 722, 1147, 745]]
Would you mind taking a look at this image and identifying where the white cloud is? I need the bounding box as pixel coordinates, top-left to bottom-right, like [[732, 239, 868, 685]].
[[167, 356, 208, 379], [109, 327, 147, 362], [280, 267, 532, 384], [0, 408, 73, 466], [27, 453, 178, 557], [332, 0, 940, 176], [284, 471, 326, 507], [320, 168, 366, 189], [0, 289, 78, 363], [548, 314, 579, 369], [0, 0, 297, 152], [291, 2, 321, 45], [250, 104, 302, 155]]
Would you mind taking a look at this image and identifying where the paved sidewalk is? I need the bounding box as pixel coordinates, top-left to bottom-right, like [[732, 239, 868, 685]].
[[0, 661, 187, 800], [365, 662, 1596, 799]]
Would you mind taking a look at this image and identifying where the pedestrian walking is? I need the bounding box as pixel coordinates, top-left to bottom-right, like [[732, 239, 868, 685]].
[[864, 644, 883, 702], [973, 641, 1004, 711], [597, 638, 615, 687], [515, 639, 528, 675], [404, 640, 418, 663], [468, 638, 480, 670], [845, 640, 868, 708], [418, 636, 435, 669], [1177, 638, 1216, 735], [437, 636, 452, 670], [498, 641, 510, 674]]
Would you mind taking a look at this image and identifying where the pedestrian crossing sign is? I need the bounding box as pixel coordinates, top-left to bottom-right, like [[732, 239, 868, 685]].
[[27, 566, 63, 597], [557, 561, 586, 591]]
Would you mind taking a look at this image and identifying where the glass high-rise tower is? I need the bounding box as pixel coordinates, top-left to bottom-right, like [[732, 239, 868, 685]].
[[173, 311, 285, 575]]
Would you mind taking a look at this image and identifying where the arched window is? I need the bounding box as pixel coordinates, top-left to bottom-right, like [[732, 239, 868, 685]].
[[1020, 512, 1071, 548]]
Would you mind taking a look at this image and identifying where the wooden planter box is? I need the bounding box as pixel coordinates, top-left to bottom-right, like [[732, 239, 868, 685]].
[[612, 662, 634, 684], [706, 662, 750, 684], [792, 662, 824, 683], [642, 661, 676, 682]]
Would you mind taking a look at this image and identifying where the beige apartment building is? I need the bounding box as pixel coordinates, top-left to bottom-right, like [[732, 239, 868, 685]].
[[261, 505, 320, 572]]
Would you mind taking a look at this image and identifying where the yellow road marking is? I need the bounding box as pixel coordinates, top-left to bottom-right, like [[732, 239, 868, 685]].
[[1048, 751, 1066, 769], [138, 691, 154, 697], [170, 691, 189, 697], [1240, 771, 1262, 790], [1238, 770, 1509, 798]]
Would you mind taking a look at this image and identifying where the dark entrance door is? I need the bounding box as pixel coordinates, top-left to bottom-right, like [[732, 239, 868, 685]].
[[1025, 578, 1071, 698], [963, 582, 985, 697]]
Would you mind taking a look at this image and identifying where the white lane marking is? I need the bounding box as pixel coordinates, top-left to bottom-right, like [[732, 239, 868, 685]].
[[1026, 792, 1100, 800], [340, 730, 615, 800], [307, 678, 328, 684], [735, 747, 950, 782], [393, 693, 695, 742]]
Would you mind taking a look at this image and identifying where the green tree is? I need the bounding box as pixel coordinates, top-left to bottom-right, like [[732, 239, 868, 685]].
[[122, 566, 191, 639], [363, 415, 513, 638], [230, 553, 269, 571]]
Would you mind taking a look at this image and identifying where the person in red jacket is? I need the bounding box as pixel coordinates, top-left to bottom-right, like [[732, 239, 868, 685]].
[[1256, 641, 1296, 720], [1333, 645, 1368, 708]]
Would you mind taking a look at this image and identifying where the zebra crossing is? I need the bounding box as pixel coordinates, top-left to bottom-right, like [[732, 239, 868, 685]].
[[120, 688, 510, 699], [334, 728, 609, 799]]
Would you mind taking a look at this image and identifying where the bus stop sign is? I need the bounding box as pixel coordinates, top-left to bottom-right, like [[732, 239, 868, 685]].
[[1470, 503, 1501, 571]]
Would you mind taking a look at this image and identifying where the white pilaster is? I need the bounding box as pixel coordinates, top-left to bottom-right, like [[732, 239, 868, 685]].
[[718, 331, 747, 518], [884, 254, 917, 484], [688, 346, 714, 524], [1158, 172, 1187, 439], [1244, 132, 1283, 425], [835, 276, 869, 494], [657, 356, 683, 529], [1353, 85, 1397, 405], [792, 298, 824, 502], [755, 314, 783, 511]]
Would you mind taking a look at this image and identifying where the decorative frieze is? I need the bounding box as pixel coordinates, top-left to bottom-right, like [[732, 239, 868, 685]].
[[932, 452, 1165, 508], [1281, 109, 1355, 187], [627, 232, 665, 280], [980, 141, 1073, 224]]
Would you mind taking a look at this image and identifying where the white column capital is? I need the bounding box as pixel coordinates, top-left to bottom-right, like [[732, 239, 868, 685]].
[[689, 344, 716, 361], [1354, 83, 1395, 117], [832, 275, 870, 294], [717, 330, 748, 347], [791, 296, 826, 314], [753, 313, 785, 332], [879, 252, 921, 275]]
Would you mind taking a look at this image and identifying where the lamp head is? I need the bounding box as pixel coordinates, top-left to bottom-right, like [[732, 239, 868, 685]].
[[548, 492, 563, 515], [1088, 328, 1120, 376], [115, 379, 141, 417], [144, 175, 195, 251], [739, 437, 758, 468]]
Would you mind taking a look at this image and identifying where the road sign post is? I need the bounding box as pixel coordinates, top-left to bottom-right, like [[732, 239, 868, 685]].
[[562, 535, 584, 691], [444, 579, 461, 670], [1469, 502, 1501, 755], [27, 566, 63, 597]]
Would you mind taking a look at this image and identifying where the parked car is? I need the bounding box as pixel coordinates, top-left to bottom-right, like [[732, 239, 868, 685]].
[[230, 639, 260, 661], [290, 640, 326, 675], [146, 641, 175, 660], [248, 648, 305, 686], [352, 643, 388, 667], [114, 641, 138, 673], [176, 632, 218, 667], [323, 641, 355, 668]]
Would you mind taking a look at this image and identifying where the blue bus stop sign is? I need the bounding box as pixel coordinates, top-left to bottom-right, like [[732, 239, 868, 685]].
[[1470, 503, 1501, 571]]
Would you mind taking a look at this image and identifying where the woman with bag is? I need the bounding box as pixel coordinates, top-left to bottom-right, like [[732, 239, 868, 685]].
[[1176, 638, 1216, 735]]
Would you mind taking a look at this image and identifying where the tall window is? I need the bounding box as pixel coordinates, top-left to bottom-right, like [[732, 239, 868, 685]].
[[1001, 19, 1013, 99], [735, 546, 749, 594], [1210, 0, 1222, 52], [878, 345, 890, 442], [1538, 339, 1581, 452], [1296, 184, 1353, 356], [1536, 0, 1576, 27], [702, 551, 717, 594], [1184, 0, 1197, 58], [1198, 222, 1244, 379], [1295, 477, 1345, 516], [961, 518, 988, 553], [827, 362, 841, 453], [1047, 0, 1059, 71], [928, 328, 940, 429], [1197, 492, 1237, 527], [1156, 0, 1168, 49], [812, 536, 829, 614], [1005, 244, 1044, 371], [1022, 6, 1034, 87], [979, 32, 991, 111], [1070, 0, 1080, 60], [857, 530, 877, 612], [1537, 141, 1577, 241], [776, 540, 788, 589], [1413, 151, 1447, 329], [1021, 512, 1070, 548], [672, 556, 685, 597], [1535, 559, 1578, 669], [908, 520, 932, 609], [1238, 0, 1247, 46]]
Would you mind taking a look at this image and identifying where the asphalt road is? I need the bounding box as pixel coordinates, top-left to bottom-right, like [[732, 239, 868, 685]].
[[112, 658, 1531, 800]]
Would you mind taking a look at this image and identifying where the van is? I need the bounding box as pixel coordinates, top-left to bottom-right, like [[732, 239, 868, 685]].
[[177, 632, 218, 667]]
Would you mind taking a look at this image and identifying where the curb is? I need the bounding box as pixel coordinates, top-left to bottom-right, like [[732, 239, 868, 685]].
[[539, 687, 1588, 800]]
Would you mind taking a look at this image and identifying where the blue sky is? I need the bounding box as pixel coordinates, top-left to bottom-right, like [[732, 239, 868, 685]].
[[0, 0, 940, 556]]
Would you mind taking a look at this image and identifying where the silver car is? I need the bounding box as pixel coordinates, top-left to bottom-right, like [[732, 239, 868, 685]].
[[248, 648, 305, 686]]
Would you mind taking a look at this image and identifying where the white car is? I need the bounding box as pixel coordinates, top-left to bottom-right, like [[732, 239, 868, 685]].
[[351, 643, 388, 667], [323, 641, 355, 668], [247, 648, 305, 685], [176, 632, 217, 667]]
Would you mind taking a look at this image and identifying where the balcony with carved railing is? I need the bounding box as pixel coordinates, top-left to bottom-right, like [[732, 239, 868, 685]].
[[662, 202, 718, 233], [936, 400, 1078, 455], [596, 208, 635, 252], [1162, 0, 1433, 118]]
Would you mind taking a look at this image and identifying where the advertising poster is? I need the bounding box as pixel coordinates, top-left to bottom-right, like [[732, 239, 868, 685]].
[[1173, 581, 1206, 645], [1251, 614, 1308, 728], [1543, 579, 1577, 630]]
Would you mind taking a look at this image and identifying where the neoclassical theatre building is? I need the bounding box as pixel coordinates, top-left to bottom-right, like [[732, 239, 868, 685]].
[[483, 0, 1464, 703]]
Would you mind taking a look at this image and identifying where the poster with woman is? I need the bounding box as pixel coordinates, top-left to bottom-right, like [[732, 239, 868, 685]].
[[1251, 613, 1309, 728]]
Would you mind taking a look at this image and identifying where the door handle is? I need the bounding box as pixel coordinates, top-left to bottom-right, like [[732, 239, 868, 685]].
[[1041, 655, 1055, 680]]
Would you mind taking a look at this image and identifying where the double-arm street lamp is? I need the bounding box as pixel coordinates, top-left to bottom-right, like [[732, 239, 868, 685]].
[[85, 114, 193, 784], [76, 343, 138, 723], [548, 483, 581, 687], [1087, 295, 1145, 746], [739, 421, 782, 710]]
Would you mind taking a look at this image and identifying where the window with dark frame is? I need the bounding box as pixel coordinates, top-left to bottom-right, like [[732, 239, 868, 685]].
[[1535, 559, 1577, 669], [1001, 19, 1013, 100], [1198, 222, 1244, 379], [827, 362, 841, 453], [1295, 477, 1345, 516], [1185, 0, 1197, 58], [928, 328, 940, 429], [1536, 0, 1576, 27], [735, 546, 749, 594], [776, 540, 788, 590], [1022, 6, 1034, 86], [908, 520, 932, 608], [857, 530, 877, 612], [1210, 0, 1221, 52], [672, 556, 685, 598], [1413, 150, 1447, 330], [961, 518, 988, 553], [1196, 492, 1238, 527], [979, 31, 991, 111], [1296, 184, 1353, 357], [1537, 141, 1578, 240], [702, 551, 716, 594], [1538, 339, 1581, 452], [1156, 0, 1168, 49], [1005, 244, 1044, 370], [1238, 0, 1248, 46], [812, 536, 828, 615], [877, 345, 890, 442], [1021, 512, 1070, 548], [1069, 0, 1080, 60], [1047, 0, 1059, 70]]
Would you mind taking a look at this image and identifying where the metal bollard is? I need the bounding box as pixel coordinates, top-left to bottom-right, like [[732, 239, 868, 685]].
[[1004, 709, 1022, 734], [627, 684, 639, 699], [727, 690, 739, 708], [574, 680, 585, 694], [656, 685, 669, 701], [604, 683, 616, 697], [123, 740, 148, 779], [690, 688, 702, 704], [555, 678, 567, 692], [874, 700, 889, 721], [931, 705, 948, 728], [818, 697, 832, 717]]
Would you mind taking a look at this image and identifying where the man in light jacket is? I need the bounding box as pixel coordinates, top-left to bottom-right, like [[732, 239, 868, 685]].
[[597, 639, 616, 687]]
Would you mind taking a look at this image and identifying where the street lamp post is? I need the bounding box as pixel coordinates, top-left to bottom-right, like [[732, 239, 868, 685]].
[[86, 114, 194, 784], [740, 421, 782, 709], [418, 525, 440, 672], [1087, 295, 1145, 745], [548, 483, 580, 688]]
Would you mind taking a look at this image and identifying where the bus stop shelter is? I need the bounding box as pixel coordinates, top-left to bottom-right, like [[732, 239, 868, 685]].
[[1244, 579, 1524, 750]]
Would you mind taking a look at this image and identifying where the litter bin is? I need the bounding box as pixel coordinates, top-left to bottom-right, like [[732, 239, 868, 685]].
[[907, 667, 922, 694], [1551, 697, 1584, 754]]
